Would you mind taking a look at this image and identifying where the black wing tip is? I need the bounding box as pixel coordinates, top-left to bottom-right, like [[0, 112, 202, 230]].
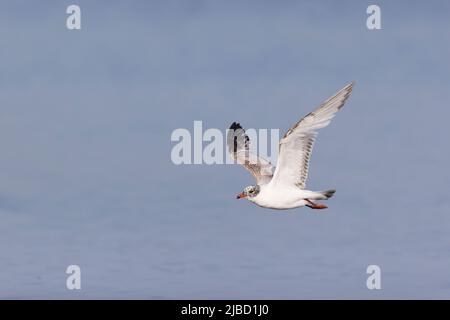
[[229, 122, 243, 130]]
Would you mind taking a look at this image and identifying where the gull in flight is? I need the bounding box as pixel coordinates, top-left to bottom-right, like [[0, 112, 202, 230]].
[[227, 82, 354, 210]]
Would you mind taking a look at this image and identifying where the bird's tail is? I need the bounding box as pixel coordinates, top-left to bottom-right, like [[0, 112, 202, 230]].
[[305, 189, 336, 209], [303, 189, 336, 200], [321, 189, 336, 199]]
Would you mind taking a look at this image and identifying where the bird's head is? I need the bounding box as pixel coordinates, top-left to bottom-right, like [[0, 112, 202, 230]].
[[236, 185, 260, 200]]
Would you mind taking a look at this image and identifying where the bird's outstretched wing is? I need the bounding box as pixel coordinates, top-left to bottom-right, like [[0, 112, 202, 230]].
[[269, 82, 354, 189], [227, 122, 274, 185]]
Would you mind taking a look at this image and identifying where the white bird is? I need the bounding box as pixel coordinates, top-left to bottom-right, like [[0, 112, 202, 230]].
[[227, 82, 354, 210]]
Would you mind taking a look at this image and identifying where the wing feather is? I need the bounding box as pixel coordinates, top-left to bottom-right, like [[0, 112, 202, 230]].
[[269, 82, 354, 189], [227, 122, 274, 185]]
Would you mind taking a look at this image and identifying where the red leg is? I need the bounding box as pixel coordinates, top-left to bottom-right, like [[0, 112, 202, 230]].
[[305, 199, 328, 209]]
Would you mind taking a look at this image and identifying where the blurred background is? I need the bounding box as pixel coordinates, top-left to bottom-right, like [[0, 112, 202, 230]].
[[0, 0, 449, 298]]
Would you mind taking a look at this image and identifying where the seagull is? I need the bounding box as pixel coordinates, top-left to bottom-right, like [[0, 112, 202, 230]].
[[227, 82, 354, 210]]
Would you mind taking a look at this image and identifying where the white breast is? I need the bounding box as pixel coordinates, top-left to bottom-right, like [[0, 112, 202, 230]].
[[249, 184, 308, 210]]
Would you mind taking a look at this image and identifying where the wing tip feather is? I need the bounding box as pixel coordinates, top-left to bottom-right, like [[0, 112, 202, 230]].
[[229, 122, 243, 130]]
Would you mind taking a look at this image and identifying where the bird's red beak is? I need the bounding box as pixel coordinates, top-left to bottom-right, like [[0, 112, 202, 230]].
[[236, 193, 247, 199]]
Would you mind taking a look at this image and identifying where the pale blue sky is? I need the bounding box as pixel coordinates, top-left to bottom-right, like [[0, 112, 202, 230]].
[[0, 1, 449, 298]]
